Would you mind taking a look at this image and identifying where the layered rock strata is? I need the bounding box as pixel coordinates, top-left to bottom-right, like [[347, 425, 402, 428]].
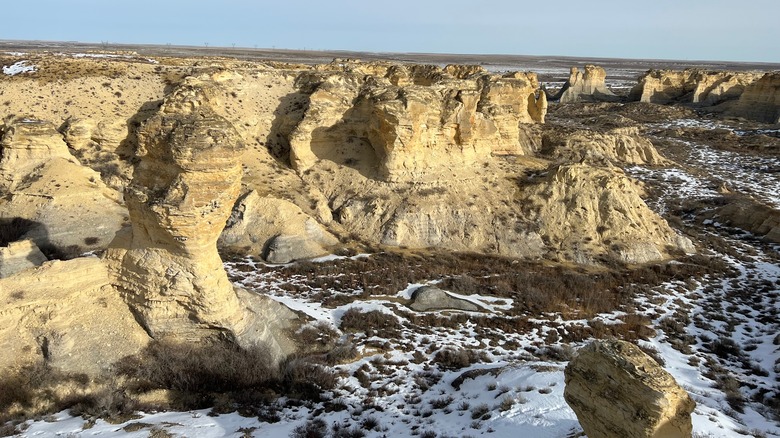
[[289, 65, 546, 182], [727, 72, 780, 123], [556, 65, 618, 103], [564, 340, 696, 438], [630, 69, 761, 106], [114, 79, 282, 343]]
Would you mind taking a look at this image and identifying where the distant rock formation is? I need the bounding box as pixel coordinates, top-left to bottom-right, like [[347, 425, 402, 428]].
[[727, 72, 780, 123], [113, 78, 302, 356], [520, 164, 694, 264], [541, 126, 667, 166], [630, 69, 761, 106], [565, 340, 696, 438], [710, 197, 780, 244], [555, 65, 619, 103], [289, 64, 546, 182]]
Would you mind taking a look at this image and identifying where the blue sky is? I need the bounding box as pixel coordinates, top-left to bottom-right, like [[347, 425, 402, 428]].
[[4, 0, 778, 63]]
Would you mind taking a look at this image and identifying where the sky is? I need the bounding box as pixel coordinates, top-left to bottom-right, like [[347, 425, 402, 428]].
[[3, 0, 779, 63]]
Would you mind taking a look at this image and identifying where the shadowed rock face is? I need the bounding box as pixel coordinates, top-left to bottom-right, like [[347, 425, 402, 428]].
[[728, 72, 780, 123], [117, 79, 248, 340], [564, 340, 696, 438]]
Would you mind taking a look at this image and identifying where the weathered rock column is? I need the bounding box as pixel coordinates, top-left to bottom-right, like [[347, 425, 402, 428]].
[[117, 80, 247, 341], [564, 340, 695, 438]]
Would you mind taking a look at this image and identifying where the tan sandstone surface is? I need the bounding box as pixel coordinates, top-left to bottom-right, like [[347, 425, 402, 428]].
[[565, 340, 696, 438], [630, 69, 763, 108]]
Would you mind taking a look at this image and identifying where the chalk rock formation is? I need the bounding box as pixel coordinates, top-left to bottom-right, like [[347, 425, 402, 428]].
[[630, 69, 761, 106], [565, 340, 695, 438], [520, 164, 694, 264], [556, 65, 618, 103], [540, 127, 667, 166], [0, 257, 150, 374], [409, 286, 481, 312], [289, 65, 546, 182], [0, 239, 47, 278], [0, 117, 126, 254], [61, 117, 127, 152], [728, 72, 780, 123], [111, 78, 303, 361], [692, 71, 762, 105], [219, 190, 339, 263], [0, 117, 77, 190]]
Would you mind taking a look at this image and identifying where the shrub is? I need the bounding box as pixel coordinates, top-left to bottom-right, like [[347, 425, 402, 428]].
[[290, 418, 328, 438], [470, 403, 490, 420], [339, 308, 401, 338], [432, 348, 489, 371]]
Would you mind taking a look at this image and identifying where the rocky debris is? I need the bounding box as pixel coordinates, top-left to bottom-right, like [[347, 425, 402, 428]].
[[520, 163, 695, 264], [0, 257, 150, 374], [727, 72, 780, 123], [113, 78, 300, 356], [289, 64, 546, 182], [220, 191, 338, 263], [564, 339, 695, 438], [409, 286, 481, 312], [555, 65, 619, 103], [541, 126, 666, 166], [0, 239, 47, 277], [0, 116, 77, 190], [630, 69, 761, 106]]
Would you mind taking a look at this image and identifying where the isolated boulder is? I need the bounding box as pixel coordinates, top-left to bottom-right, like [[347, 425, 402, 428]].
[[556, 65, 618, 103], [564, 340, 695, 438], [410, 286, 481, 312]]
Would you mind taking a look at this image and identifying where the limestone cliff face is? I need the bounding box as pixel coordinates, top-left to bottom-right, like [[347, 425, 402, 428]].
[[541, 127, 667, 166], [556, 65, 618, 103], [565, 340, 695, 438], [520, 164, 694, 264], [289, 65, 546, 182], [630, 69, 761, 106], [116, 78, 250, 340], [727, 72, 780, 123]]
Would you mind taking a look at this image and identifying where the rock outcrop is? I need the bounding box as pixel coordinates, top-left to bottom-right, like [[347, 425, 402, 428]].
[[0, 239, 47, 278], [727, 72, 780, 123], [113, 78, 302, 354], [0, 117, 77, 190], [556, 65, 618, 103], [520, 164, 694, 264], [0, 117, 126, 255], [0, 257, 150, 374], [540, 127, 666, 166], [409, 286, 481, 312], [219, 190, 339, 263], [564, 340, 696, 438], [289, 64, 546, 182], [630, 69, 761, 106]]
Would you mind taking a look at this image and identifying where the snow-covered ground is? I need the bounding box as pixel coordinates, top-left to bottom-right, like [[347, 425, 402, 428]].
[[2, 60, 36, 76]]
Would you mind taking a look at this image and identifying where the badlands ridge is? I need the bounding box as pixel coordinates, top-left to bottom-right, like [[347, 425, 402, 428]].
[[0, 50, 778, 433]]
